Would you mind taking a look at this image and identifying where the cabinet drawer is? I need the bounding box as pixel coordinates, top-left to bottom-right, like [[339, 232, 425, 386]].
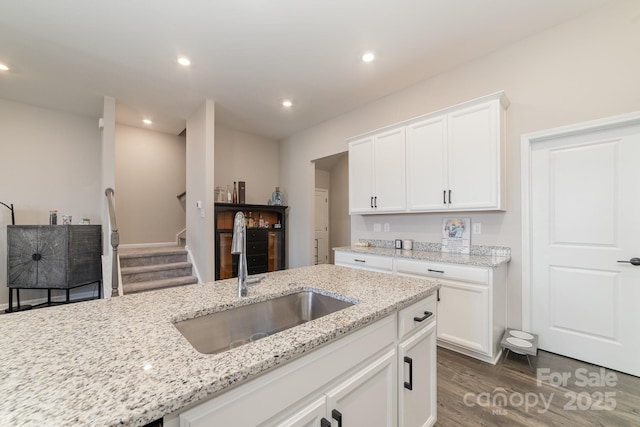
[[395, 258, 488, 284], [334, 251, 393, 272], [247, 241, 268, 254], [398, 294, 437, 340], [246, 229, 267, 242]]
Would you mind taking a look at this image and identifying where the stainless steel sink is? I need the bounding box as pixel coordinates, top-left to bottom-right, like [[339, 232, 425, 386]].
[[174, 290, 355, 354]]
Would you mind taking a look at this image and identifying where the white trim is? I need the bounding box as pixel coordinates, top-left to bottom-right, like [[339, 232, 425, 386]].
[[185, 245, 202, 284], [520, 110, 640, 331]]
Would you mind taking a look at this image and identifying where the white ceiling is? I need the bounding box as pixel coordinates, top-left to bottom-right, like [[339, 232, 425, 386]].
[[0, 0, 611, 139]]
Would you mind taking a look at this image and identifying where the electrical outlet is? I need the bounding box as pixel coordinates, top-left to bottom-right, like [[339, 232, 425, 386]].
[[383, 223, 390, 232], [473, 223, 481, 234], [373, 223, 382, 232]]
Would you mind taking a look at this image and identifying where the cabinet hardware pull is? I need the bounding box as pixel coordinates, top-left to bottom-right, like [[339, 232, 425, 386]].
[[370, 196, 374, 208], [437, 289, 440, 302], [321, 418, 331, 427], [354, 259, 366, 263], [31, 253, 42, 261], [404, 356, 413, 390], [448, 189, 452, 204], [374, 196, 377, 208], [443, 190, 446, 204], [617, 257, 640, 266], [428, 268, 444, 274], [413, 311, 433, 322], [332, 409, 343, 427]]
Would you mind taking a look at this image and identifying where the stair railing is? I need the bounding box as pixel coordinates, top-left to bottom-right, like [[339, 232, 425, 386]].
[[105, 188, 119, 297]]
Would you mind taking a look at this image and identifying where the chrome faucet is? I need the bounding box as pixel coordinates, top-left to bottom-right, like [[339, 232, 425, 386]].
[[231, 211, 263, 297]]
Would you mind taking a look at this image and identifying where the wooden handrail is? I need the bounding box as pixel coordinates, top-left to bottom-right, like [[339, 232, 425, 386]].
[[105, 188, 119, 297]]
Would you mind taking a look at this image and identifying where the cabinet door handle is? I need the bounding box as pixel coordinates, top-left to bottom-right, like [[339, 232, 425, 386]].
[[321, 418, 331, 427], [428, 268, 444, 274], [374, 196, 377, 208], [448, 189, 452, 204], [354, 259, 366, 263], [443, 190, 446, 205], [413, 311, 433, 322], [370, 196, 374, 208], [404, 356, 413, 390], [617, 257, 640, 266], [437, 289, 440, 302], [31, 253, 42, 261], [332, 409, 343, 427]]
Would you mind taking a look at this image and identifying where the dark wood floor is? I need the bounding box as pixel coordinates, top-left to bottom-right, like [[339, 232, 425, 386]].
[[437, 347, 640, 426]]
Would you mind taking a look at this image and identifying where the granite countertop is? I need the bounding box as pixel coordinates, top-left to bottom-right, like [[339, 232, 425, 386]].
[[334, 246, 511, 268], [0, 264, 439, 427]]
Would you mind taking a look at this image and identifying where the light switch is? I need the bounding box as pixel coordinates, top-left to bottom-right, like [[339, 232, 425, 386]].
[[383, 223, 390, 232], [200, 208, 205, 218], [373, 223, 382, 233], [473, 223, 482, 234], [196, 200, 202, 209]]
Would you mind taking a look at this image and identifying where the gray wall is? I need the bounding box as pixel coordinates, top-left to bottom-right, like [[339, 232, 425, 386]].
[[0, 99, 102, 307], [115, 124, 186, 245]]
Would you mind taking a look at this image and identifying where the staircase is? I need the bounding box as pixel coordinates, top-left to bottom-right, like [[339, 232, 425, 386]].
[[119, 246, 198, 294]]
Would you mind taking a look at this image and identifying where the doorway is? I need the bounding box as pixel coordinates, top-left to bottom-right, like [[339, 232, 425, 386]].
[[314, 189, 329, 264], [522, 112, 640, 376], [314, 152, 350, 264]]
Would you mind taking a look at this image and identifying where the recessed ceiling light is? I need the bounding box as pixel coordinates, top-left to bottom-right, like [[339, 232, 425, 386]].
[[177, 57, 191, 66], [362, 52, 375, 63], [0, 63, 9, 71], [143, 119, 153, 125], [282, 100, 293, 108]]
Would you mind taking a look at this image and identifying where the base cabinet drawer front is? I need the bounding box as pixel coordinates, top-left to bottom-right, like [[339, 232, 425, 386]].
[[334, 251, 393, 273], [437, 280, 490, 354], [395, 258, 488, 284], [398, 294, 437, 340], [399, 321, 437, 427]]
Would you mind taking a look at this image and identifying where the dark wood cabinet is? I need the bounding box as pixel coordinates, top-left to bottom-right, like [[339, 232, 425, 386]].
[[6, 225, 102, 311], [214, 203, 286, 280]]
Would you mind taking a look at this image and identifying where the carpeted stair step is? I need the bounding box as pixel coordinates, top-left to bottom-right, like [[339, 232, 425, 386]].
[[123, 276, 199, 294], [120, 248, 188, 268], [121, 262, 193, 284]]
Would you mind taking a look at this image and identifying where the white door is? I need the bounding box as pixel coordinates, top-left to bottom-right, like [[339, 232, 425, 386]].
[[314, 189, 329, 265], [530, 117, 640, 376]]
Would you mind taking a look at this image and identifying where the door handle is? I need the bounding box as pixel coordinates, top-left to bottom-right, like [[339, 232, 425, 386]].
[[618, 258, 640, 266], [321, 418, 331, 427], [404, 356, 413, 390]]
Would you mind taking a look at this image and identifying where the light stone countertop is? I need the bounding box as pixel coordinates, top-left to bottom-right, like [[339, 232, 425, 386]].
[[334, 246, 511, 268], [0, 264, 439, 427]]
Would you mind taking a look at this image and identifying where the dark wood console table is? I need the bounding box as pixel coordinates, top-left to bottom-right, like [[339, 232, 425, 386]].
[[6, 225, 102, 312]]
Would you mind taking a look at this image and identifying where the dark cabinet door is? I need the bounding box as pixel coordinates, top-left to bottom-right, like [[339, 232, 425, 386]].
[[7, 227, 39, 287], [36, 227, 67, 287], [7, 226, 67, 287]]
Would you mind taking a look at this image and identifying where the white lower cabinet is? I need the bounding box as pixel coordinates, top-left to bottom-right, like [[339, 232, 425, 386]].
[[271, 349, 396, 427], [175, 299, 437, 427], [395, 258, 506, 364], [398, 321, 437, 427]]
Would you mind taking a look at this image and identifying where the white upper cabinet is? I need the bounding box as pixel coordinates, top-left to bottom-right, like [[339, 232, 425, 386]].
[[350, 92, 508, 215], [349, 127, 406, 214], [406, 116, 448, 211]]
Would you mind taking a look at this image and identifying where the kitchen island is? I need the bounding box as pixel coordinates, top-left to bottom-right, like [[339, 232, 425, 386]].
[[0, 264, 439, 427]]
